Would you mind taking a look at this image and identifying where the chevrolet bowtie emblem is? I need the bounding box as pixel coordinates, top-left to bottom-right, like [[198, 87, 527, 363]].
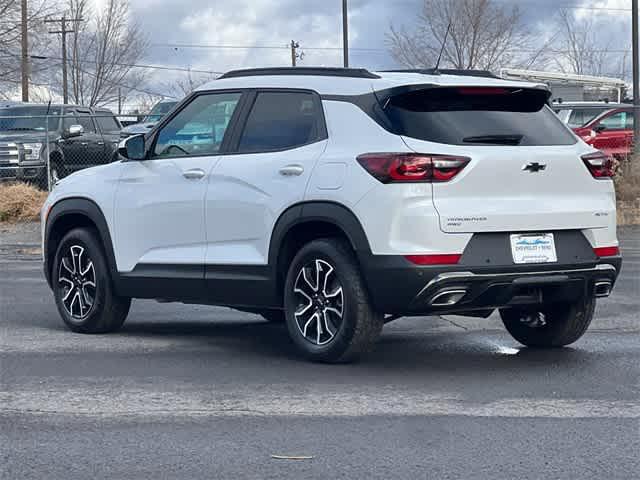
[[523, 162, 547, 173]]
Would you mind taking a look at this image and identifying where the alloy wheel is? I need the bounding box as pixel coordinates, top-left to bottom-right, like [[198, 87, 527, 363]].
[[58, 245, 96, 320], [293, 259, 344, 346]]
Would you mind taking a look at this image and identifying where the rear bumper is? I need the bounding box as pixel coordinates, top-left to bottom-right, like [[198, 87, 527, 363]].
[[361, 255, 621, 315]]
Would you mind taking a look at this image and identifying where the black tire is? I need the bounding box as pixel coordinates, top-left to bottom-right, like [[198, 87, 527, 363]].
[[259, 309, 286, 323], [49, 159, 64, 186], [499, 296, 596, 348], [283, 238, 383, 363], [52, 227, 131, 334]]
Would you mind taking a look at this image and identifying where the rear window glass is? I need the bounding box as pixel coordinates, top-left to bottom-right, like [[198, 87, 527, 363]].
[[385, 87, 576, 146], [95, 114, 121, 133], [567, 108, 608, 128]]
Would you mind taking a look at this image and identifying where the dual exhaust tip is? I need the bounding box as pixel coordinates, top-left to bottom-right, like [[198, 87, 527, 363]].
[[430, 289, 468, 307], [594, 281, 613, 298]]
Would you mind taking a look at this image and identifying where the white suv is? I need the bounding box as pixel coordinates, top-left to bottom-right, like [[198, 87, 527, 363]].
[[42, 67, 622, 363]]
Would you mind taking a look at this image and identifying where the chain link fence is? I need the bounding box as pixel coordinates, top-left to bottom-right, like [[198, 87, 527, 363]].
[[0, 112, 123, 192]]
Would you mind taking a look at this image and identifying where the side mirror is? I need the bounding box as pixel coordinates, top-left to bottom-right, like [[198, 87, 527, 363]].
[[118, 134, 145, 160], [65, 124, 84, 138], [594, 124, 607, 133]]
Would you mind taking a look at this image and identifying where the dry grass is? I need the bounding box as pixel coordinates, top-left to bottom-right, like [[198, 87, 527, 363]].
[[615, 154, 640, 203], [0, 183, 48, 223]]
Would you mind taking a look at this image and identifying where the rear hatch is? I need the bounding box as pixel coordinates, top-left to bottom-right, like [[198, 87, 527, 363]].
[[383, 86, 613, 233]]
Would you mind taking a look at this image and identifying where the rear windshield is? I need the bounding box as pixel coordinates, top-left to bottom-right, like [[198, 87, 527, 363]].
[[384, 87, 576, 146]]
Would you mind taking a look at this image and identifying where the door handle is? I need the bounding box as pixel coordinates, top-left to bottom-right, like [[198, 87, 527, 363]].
[[97, 141, 105, 146], [183, 168, 206, 180], [279, 164, 304, 176], [80, 142, 89, 147]]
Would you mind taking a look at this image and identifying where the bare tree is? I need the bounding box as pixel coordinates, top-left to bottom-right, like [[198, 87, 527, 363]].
[[387, 0, 540, 71], [61, 0, 148, 106], [163, 69, 217, 99], [0, 0, 54, 96], [553, 10, 612, 76]]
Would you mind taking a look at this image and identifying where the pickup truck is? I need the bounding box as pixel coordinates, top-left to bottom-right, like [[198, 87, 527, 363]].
[[0, 103, 122, 189]]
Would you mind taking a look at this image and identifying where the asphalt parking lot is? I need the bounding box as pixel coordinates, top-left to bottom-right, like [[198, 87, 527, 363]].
[[1, 223, 638, 479]]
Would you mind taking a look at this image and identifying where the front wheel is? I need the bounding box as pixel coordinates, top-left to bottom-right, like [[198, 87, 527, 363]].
[[284, 238, 383, 363], [499, 296, 596, 348], [53, 227, 131, 334]]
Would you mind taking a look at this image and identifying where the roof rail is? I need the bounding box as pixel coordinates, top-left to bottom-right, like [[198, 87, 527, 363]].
[[218, 67, 381, 80], [381, 68, 499, 79]]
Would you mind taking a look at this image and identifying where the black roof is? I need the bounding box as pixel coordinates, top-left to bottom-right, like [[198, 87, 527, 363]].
[[218, 67, 381, 80], [381, 68, 499, 79]]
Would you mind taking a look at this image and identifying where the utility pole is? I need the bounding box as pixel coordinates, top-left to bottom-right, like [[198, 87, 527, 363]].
[[632, 0, 640, 159], [45, 16, 83, 104], [20, 0, 28, 102], [290, 40, 300, 67], [118, 88, 122, 115], [342, 0, 349, 67]]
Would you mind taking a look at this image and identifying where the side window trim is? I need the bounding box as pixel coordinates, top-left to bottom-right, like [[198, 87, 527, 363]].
[[227, 88, 328, 155], [146, 90, 246, 161]]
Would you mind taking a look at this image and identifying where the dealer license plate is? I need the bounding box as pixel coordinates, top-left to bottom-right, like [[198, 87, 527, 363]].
[[510, 233, 557, 264]]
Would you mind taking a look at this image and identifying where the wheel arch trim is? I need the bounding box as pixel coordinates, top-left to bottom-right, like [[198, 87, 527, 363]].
[[44, 197, 117, 288]]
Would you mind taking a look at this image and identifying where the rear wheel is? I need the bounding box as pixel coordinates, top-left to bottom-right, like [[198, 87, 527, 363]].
[[53, 227, 131, 334], [284, 238, 383, 363], [499, 296, 596, 348]]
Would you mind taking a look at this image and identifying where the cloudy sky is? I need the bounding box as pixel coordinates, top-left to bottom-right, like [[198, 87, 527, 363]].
[[96, 0, 634, 99]]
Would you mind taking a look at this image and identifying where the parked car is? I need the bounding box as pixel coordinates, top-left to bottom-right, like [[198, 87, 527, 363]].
[[119, 100, 178, 138], [552, 101, 629, 129], [42, 67, 621, 363], [573, 107, 634, 159], [0, 103, 122, 187]]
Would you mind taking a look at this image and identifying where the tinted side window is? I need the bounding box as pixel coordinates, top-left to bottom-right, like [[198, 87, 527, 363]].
[[153, 92, 241, 158], [95, 114, 121, 134], [238, 92, 322, 152], [76, 111, 96, 133], [568, 108, 607, 128], [599, 111, 630, 131]]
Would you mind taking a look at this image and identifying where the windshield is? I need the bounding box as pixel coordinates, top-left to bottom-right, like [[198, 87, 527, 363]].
[[143, 101, 177, 123], [0, 106, 62, 132]]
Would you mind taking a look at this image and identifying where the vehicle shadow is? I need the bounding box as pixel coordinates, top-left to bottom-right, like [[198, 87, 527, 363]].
[[115, 314, 602, 378]]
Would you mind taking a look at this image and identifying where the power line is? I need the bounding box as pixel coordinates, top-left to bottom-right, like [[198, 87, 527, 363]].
[[1, 52, 223, 75], [150, 42, 386, 52]]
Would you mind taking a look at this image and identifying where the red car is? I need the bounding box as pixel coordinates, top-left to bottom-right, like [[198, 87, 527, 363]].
[[574, 107, 634, 159]]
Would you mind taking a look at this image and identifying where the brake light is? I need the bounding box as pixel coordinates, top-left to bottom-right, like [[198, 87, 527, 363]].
[[581, 151, 615, 178], [357, 153, 470, 183], [594, 246, 619, 257], [457, 87, 510, 95], [405, 254, 462, 265]]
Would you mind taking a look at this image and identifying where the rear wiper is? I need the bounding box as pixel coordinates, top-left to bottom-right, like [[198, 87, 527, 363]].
[[462, 134, 523, 145]]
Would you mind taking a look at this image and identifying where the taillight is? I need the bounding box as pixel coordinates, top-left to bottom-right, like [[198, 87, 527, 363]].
[[357, 153, 470, 183], [457, 87, 509, 95], [594, 246, 619, 257], [581, 151, 615, 178], [405, 254, 462, 265]]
